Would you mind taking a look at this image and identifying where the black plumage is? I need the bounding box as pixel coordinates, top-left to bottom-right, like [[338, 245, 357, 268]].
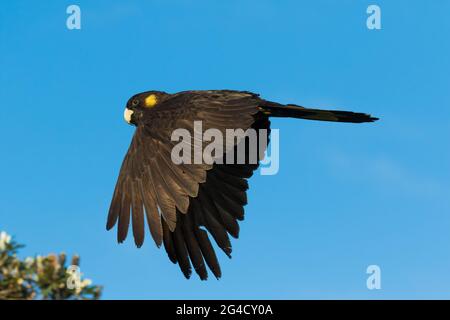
[[107, 90, 378, 280]]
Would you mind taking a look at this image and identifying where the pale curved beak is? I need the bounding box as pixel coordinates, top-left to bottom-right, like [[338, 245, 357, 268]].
[[124, 108, 134, 124]]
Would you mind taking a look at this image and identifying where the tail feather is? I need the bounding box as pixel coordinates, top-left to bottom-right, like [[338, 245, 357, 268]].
[[261, 104, 378, 123]]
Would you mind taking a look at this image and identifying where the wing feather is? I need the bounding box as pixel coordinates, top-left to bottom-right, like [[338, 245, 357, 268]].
[[117, 179, 131, 243], [139, 179, 163, 247], [172, 220, 192, 279], [162, 219, 177, 263], [131, 181, 145, 247], [180, 213, 208, 280]]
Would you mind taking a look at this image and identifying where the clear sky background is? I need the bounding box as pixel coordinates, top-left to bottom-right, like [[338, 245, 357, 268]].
[[1, 0, 450, 299]]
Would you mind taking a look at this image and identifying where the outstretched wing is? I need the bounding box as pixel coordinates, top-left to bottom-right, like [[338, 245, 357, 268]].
[[164, 116, 270, 279], [107, 90, 268, 279]]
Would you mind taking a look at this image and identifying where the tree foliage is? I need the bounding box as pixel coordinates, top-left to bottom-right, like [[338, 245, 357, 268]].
[[0, 231, 102, 300]]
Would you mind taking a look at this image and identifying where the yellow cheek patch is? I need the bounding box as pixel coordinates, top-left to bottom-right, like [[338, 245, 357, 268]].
[[144, 94, 158, 108]]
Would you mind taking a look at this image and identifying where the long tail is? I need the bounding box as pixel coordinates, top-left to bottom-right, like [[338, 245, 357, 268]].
[[260, 103, 379, 123]]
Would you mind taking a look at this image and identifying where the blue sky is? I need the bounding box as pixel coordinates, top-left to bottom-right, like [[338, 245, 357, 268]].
[[1, 0, 449, 299]]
